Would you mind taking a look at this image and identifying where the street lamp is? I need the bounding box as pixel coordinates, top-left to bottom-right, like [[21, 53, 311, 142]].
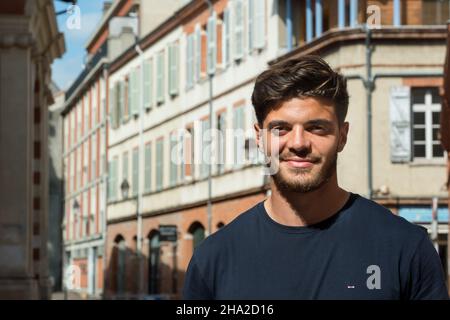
[[120, 178, 130, 200], [73, 199, 80, 212]]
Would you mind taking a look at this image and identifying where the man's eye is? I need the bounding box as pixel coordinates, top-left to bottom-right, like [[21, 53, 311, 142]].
[[310, 126, 325, 133], [271, 128, 288, 136]]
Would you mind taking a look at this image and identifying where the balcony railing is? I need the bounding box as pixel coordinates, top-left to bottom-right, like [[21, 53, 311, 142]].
[[278, 0, 450, 52]]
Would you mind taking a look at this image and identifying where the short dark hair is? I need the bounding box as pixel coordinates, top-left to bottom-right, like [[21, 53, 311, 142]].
[[251, 55, 349, 126]]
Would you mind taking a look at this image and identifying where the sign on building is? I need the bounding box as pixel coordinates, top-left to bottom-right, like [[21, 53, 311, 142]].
[[159, 224, 178, 242]]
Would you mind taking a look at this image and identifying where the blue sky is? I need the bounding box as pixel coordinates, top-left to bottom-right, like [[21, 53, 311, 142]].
[[52, 0, 106, 91]]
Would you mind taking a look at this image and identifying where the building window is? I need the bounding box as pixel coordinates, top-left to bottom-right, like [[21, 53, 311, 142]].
[[120, 79, 129, 123], [91, 133, 97, 180], [108, 157, 118, 201], [129, 68, 140, 116], [156, 51, 165, 104], [233, 105, 246, 167], [412, 88, 444, 160], [234, 0, 244, 60], [109, 84, 118, 129], [114, 236, 126, 296], [132, 148, 139, 197], [183, 127, 194, 181], [422, 0, 450, 25], [122, 151, 129, 196], [144, 143, 152, 193], [156, 138, 164, 191], [189, 222, 205, 250], [169, 42, 179, 96], [144, 59, 153, 109], [169, 133, 178, 187], [252, 0, 266, 50], [217, 112, 227, 174], [186, 33, 195, 89], [207, 13, 217, 74], [200, 118, 211, 178], [148, 232, 160, 295], [222, 7, 231, 67], [194, 24, 202, 82], [83, 192, 88, 238]]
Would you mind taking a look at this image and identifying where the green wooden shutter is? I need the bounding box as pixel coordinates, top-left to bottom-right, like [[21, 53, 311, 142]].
[[144, 143, 152, 192], [186, 34, 194, 89], [156, 51, 165, 104], [234, 0, 244, 60], [109, 86, 117, 129], [144, 60, 152, 108], [132, 148, 139, 196], [254, 0, 265, 49], [207, 14, 217, 74]]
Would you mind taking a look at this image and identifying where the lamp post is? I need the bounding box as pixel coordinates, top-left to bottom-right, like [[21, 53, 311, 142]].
[[120, 178, 130, 200]]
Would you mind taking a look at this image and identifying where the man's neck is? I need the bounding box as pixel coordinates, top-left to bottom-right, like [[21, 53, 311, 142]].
[[264, 176, 350, 227]]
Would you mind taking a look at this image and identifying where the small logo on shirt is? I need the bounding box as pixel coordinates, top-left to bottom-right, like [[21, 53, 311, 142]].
[[366, 265, 381, 290]]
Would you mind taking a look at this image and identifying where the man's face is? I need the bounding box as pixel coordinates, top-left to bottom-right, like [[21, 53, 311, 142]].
[[255, 97, 349, 193]]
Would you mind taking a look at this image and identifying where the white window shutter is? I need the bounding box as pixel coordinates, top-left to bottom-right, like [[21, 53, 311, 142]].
[[143, 59, 152, 108], [186, 34, 194, 89], [116, 82, 122, 126], [130, 69, 137, 116], [234, 0, 244, 60], [194, 25, 201, 82], [223, 8, 230, 66], [168, 44, 173, 95], [254, 0, 265, 49], [247, 0, 254, 51], [207, 13, 217, 75], [390, 86, 411, 163], [132, 149, 139, 196], [157, 51, 165, 104], [129, 71, 134, 116], [134, 67, 141, 115], [109, 86, 116, 129], [169, 42, 179, 96], [174, 42, 179, 94]]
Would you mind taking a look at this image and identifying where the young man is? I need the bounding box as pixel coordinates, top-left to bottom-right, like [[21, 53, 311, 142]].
[[182, 55, 449, 300]]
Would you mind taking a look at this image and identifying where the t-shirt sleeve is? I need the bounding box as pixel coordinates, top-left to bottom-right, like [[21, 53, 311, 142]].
[[182, 253, 214, 300], [407, 232, 449, 300]]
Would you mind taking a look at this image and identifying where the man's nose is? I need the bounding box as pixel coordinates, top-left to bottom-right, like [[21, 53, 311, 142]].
[[286, 126, 311, 151]]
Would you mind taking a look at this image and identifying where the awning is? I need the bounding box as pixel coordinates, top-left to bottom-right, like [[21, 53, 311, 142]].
[[398, 207, 449, 223]]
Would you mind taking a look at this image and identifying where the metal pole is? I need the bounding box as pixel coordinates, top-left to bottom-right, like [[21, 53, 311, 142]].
[[134, 43, 145, 297], [432, 197, 439, 252], [102, 65, 109, 299], [365, 24, 374, 200], [205, 0, 213, 237]]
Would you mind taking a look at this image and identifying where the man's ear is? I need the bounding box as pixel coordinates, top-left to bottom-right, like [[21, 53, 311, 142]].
[[254, 123, 262, 150], [337, 121, 349, 153]]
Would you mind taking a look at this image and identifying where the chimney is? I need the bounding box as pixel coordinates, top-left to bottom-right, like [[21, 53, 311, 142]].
[[103, 1, 113, 16]]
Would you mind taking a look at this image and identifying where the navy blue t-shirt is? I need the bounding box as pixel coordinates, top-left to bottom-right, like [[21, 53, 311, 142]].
[[183, 193, 449, 300]]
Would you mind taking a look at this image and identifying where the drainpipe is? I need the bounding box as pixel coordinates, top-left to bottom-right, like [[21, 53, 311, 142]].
[[134, 43, 144, 298], [205, 0, 213, 237], [102, 64, 109, 299], [365, 24, 374, 199]]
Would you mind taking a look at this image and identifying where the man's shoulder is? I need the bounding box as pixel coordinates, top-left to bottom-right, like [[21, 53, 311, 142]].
[[194, 201, 262, 255], [350, 193, 427, 241]]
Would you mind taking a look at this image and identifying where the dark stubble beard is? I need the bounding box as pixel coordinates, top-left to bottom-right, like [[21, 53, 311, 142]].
[[272, 151, 338, 194]]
